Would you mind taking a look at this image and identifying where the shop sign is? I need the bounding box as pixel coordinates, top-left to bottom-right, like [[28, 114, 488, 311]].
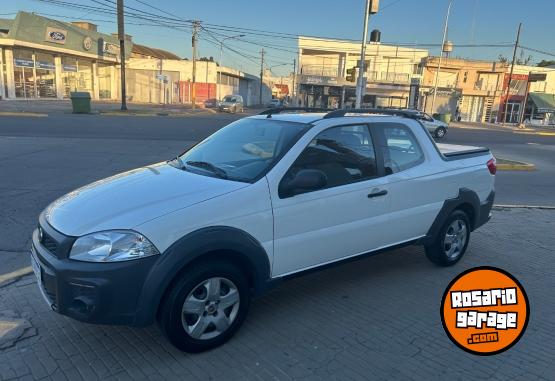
[[302, 75, 338, 86], [14, 59, 34, 68], [103, 41, 120, 56], [36, 61, 56, 70], [528, 73, 547, 82], [45, 27, 67, 45], [63, 64, 78, 72], [83, 37, 93, 51]]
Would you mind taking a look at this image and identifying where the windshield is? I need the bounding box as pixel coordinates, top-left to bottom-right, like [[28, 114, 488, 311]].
[[178, 118, 310, 182], [223, 96, 234, 102]]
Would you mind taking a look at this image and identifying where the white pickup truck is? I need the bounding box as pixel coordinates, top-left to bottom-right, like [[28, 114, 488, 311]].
[[31, 108, 495, 352]]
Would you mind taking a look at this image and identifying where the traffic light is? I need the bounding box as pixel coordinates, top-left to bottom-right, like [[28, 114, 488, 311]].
[[346, 67, 356, 82]]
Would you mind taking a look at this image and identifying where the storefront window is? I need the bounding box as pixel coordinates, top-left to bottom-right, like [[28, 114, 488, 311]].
[[34, 52, 56, 98], [13, 49, 34, 98], [76, 59, 93, 94], [97, 63, 112, 99], [61, 56, 78, 97], [12, 49, 56, 98], [61, 57, 93, 97]]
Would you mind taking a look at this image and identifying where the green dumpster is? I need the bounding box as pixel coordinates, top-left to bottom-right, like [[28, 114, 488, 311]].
[[70, 92, 91, 114], [434, 113, 452, 123]]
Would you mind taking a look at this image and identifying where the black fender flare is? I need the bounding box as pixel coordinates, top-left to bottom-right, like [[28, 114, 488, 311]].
[[133, 226, 271, 326], [423, 188, 491, 246]]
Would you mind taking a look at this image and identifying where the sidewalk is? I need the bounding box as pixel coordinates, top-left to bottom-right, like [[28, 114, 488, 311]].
[[450, 120, 555, 134], [0, 99, 220, 116], [1, 208, 554, 380]]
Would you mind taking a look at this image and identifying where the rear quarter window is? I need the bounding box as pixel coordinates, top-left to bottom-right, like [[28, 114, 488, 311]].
[[378, 124, 425, 173]]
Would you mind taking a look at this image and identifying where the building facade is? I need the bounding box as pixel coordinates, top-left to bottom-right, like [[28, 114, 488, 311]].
[[498, 65, 555, 125], [421, 57, 508, 123], [0, 12, 129, 100], [0, 12, 265, 106], [296, 36, 428, 109]]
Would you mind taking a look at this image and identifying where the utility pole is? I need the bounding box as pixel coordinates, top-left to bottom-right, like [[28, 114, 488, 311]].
[[430, 0, 453, 115], [259, 49, 265, 106], [116, 0, 127, 111], [502, 23, 522, 125], [355, 0, 372, 108], [292, 58, 296, 105], [191, 21, 200, 110]]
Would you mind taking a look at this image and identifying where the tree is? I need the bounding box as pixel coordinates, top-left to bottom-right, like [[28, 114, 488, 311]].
[[537, 60, 555, 67], [498, 52, 533, 65]]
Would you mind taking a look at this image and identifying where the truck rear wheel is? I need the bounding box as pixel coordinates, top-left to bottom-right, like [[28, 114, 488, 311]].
[[158, 261, 250, 352], [425, 210, 470, 266]]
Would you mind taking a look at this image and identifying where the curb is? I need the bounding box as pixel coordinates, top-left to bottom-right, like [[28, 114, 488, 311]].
[[0, 112, 48, 117], [493, 204, 555, 210], [496, 158, 536, 171], [0, 267, 32, 288]]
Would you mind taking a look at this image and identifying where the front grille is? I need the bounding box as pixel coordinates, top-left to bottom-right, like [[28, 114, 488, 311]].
[[39, 227, 59, 255]]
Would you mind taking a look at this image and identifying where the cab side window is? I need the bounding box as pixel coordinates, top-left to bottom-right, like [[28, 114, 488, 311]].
[[379, 124, 424, 174], [286, 125, 378, 192]]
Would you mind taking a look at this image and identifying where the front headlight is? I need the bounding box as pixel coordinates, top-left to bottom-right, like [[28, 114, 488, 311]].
[[70, 230, 160, 262]]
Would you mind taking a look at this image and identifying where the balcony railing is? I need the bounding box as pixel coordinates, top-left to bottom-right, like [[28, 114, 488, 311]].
[[302, 65, 339, 77]]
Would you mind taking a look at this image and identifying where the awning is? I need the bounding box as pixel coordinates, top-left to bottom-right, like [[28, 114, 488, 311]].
[[528, 92, 555, 113]]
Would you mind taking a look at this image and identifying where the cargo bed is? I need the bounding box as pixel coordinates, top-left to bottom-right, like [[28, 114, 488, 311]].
[[436, 143, 490, 160]]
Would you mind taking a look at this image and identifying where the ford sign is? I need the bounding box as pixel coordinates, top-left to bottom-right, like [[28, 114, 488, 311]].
[[49, 31, 65, 41], [45, 27, 67, 45]]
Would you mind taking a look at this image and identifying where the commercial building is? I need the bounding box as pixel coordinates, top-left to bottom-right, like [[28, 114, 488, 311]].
[[421, 57, 508, 123], [498, 65, 555, 125], [0, 12, 266, 106], [296, 36, 428, 109], [0, 11, 129, 100]]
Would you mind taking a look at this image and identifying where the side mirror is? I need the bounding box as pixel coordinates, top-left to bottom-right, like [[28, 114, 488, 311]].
[[279, 169, 327, 198]]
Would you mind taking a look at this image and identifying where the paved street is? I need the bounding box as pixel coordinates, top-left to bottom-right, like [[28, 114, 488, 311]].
[[445, 124, 555, 206], [1, 208, 554, 380], [1, 113, 554, 380]]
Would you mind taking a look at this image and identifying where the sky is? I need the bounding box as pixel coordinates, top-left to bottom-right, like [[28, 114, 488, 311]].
[[2, 0, 555, 76]]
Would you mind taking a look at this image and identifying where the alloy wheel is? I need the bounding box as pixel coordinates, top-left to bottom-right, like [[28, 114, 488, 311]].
[[443, 219, 467, 259], [181, 277, 240, 340]]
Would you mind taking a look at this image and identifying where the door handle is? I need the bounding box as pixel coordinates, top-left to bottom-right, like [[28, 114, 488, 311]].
[[367, 189, 388, 198]]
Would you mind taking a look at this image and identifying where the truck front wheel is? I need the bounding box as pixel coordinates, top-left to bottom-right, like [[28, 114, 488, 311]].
[[158, 261, 250, 352], [425, 210, 470, 266]]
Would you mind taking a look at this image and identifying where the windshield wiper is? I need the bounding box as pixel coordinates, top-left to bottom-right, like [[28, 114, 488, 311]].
[[169, 155, 185, 169], [186, 161, 228, 179]]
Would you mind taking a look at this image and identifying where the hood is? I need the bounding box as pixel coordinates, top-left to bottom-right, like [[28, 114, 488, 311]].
[[45, 163, 248, 237]]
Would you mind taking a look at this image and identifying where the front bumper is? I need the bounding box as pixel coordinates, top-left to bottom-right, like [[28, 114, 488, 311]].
[[31, 217, 158, 326]]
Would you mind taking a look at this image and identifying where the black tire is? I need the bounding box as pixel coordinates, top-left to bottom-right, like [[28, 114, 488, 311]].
[[425, 210, 470, 266], [158, 260, 250, 353], [435, 127, 447, 138]]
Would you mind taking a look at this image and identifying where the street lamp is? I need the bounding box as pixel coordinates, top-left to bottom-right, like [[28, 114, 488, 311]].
[[430, 0, 453, 114], [269, 63, 291, 72], [218, 34, 245, 101]]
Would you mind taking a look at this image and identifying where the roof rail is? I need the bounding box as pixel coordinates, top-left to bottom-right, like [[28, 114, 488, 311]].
[[259, 107, 332, 118], [323, 108, 420, 120]]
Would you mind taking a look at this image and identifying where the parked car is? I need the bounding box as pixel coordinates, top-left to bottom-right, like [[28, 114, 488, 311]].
[[31, 108, 495, 353], [404, 110, 449, 138], [204, 98, 218, 108], [218, 95, 243, 113], [266, 98, 282, 108]]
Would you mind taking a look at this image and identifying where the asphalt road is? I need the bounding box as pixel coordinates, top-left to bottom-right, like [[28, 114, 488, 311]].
[[444, 125, 555, 206], [0, 113, 553, 276]]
